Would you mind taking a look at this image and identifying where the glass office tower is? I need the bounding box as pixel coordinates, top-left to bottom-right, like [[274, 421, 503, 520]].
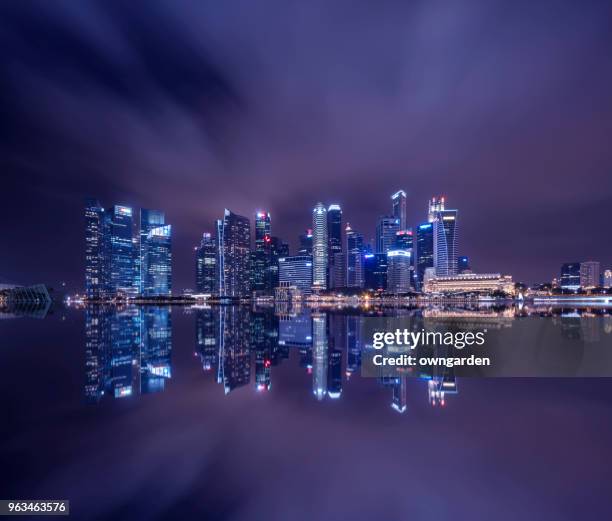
[[85, 199, 105, 299], [363, 253, 388, 291], [278, 255, 313, 294], [140, 209, 172, 296], [416, 222, 434, 291], [560, 263, 581, 291], [391, 190, 407, 230], [195, 232, 217, 294], [104, 205, 137, 297], [386, 250, 412, 293], [298, 229, 313, 255], [140, 209, 171, 296], [217, 209, 251, 298], [345, 224, 364, 288], [433, 209, 458, 277], [253, 211, 272, 294], [376, 216, 400, 254], [327, 204, 344, 288]]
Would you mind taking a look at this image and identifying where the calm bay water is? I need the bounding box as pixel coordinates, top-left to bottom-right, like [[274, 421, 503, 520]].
[[1, 305, 612, 520]]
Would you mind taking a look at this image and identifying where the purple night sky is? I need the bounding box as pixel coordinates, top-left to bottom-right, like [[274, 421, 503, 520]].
[[2, 0, 612, 291]]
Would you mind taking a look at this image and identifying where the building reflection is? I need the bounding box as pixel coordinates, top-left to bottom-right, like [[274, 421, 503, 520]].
[[140, 306, 172, 394], [312, 312, 328, 401], [83, 303, 612, 409], [191, 306, 464, 409], [84, 305, 172, 402], [218, 306, 251, 394]]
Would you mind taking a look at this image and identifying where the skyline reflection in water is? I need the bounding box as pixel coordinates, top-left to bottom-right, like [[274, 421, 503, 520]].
[[83, 304, 612, 410], [2, 304, 612, 520]]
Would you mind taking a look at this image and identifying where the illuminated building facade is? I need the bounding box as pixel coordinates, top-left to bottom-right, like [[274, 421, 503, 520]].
[[252, 212, 272, 294], [85, 198, 105, 299], [391, 190, 407, 230], [580, 261, 600, 289], [363, 253, 388, 291], [298, 229, 313, 255], [376, 216, 400, 254], [255, 211, 271, 249], [195, 232, 217, 294], [327, 204, 344, 289], [386, 250, 413, 293], [604, 269, 612, 288], [560, 263, 581, 291], [312, 203, 328, 290], [394, 229, 413, 251], [140, 209, 172, 296], [427, 196, 445, 223], [345, 224, 364, 288], [424, 273, 515, 295], [433, 209, 458, 276], [267, 236, 289, 291], [217, 209, 251, 298], [104, 205, 137, 297], [279, 255, 313, 295], [416, 222, 434, 290]]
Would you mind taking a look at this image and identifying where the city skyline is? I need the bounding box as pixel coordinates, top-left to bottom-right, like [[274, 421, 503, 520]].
[[3, 4, 612, 520], [2, 1, 612, 291], [83, 193, 610, 297]]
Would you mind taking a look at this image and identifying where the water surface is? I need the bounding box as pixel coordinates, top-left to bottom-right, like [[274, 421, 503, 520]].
[[1, 305, 611, 520]]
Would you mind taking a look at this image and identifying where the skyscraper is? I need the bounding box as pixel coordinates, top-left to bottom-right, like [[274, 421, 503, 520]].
[[85, 198, 105, 299], [580, 261, 600, 289], [603, 269, 612, 288], [140, 209, 172, 296], [433, 209, 458, 276], [217, 209, 251, 298], [386, 250, 412, 293], [416, 222, 434, 290], [394, 229, 413, 250], [363, 253, 388, 291], [560, 263, 581, 291], [278, 255, 313, 294], [428, 196, 445, 223], [345, 224, 364, 289], [252, 212, 272, 294], [391, 190, 407, 230], [327, 204, 342, 256], [195, 232, 217, 294], [254, 211, 271, 250], [327, 204, 344, 289], [268, 236, 290, 290], [298, 229, 313, 256], [105, 205, 137, 297], [376, 216, 400, 254], [312, 203, 328, 290]]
